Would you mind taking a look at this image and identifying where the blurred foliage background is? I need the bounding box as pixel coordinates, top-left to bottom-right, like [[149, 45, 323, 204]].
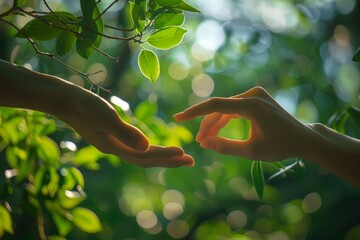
[[1, 0, 360, 239]]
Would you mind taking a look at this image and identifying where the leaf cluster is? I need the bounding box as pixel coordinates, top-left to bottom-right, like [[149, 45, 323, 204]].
[[0, 108, 104, 239]]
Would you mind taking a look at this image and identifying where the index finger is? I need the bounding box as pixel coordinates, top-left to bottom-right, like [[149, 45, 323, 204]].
[[174, 97, 252, 121]]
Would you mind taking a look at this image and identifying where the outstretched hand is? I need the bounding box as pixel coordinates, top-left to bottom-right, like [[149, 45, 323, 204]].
[[0, 59, 194, 168], [174, 87, 312, 161], [58, 91, 195, 168]]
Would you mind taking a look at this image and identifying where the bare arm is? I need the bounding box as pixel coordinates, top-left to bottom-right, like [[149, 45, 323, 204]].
[[0, 59, 194, 168], [174, 87, 360, 189]]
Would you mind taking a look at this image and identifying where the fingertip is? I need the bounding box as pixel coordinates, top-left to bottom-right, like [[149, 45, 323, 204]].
[[200, 138, 215, 149], [173, 112, 184, 121], [136, 137, 150, 151]]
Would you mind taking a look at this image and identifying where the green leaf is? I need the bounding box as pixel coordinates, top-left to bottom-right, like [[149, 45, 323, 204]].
[[76, 0, 103, 58], [348, 106, 360, 127], [251, 161, 264, 199], [58, 190, 86, 209], [69, 167, 85, 188], [34, 167, 46, 195], [154, 13, 184, 29], [71, 207, 102, 233], [73, 146, 104, 166], [56, 30, 77, 56], [147, 26, 187, 50], [130, 1, 146, 32], [175, 2, 200, 12], [352, 47, 360, 62], [15, 12, 78, 41], [156, 0, 183, 6], [0, 205, 13, 235], [138, 49, 160, 83], [37, 136, 60, 165], [134, 101, 158, 121], [52, 212, 73, 236]]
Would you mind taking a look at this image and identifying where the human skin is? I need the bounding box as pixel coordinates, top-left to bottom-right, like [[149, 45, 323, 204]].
[[174, 87, 360, 189], [0, 59, 194, 168]]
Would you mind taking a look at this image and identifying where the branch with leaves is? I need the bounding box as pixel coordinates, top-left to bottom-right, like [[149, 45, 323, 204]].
[[0, 0, 199, 87]]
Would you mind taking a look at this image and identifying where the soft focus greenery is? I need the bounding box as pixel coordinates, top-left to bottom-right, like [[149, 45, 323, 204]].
[[1, 0, 360, 239]]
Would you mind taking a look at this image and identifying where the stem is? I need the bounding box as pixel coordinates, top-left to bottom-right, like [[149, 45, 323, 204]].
[[0, 0, 18, 18], [37, 206, 46, 240], [93, 0, 119, 23]]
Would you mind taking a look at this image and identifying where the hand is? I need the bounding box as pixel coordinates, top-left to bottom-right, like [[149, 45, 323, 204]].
[[58, 89, 195, 168], [0, 59, 194, 168], [174, 87, 313, 161]]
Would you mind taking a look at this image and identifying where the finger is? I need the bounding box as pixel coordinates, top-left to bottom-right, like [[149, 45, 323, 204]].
[[174, 98, 253, 121], [125, 151, 194, 168], [197, 114, 236, 142], [111, 117, 150, 151], [200, 136, 251, 157], [195, 113, 223, 142], [232, 86, 281, 108]]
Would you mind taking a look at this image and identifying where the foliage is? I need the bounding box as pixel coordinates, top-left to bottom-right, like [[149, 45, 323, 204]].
[[3, 0, 199, 84], [1, 0, 360, 239]]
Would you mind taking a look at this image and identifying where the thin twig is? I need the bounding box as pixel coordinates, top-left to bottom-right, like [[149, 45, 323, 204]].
[[42, 0, 71, 30], [104, 24, 134, 32], [37, 207, 46, 240], [93, 0, 119, 23]]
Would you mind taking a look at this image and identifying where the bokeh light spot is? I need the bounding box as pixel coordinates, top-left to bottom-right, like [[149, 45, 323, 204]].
[[192, 74, 214, 97], [136, 210, 157, 229], [167, 220, 189, 239], [301, 192, 322, 214], [227, 210, 247, 229]]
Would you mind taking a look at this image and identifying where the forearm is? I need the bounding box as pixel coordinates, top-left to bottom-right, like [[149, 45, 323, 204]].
[[0, 59, 84, 117], [302, 123, 360, 189]]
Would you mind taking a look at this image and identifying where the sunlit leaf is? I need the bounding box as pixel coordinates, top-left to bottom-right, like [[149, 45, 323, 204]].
[[147, 27, 187, 50], [34, 166, 46, 195], [58, 190, 86, 209], [69, 167, 85, 188], [0, 205, 13, 235], [156, 0, 183, 6], [37, 136, 60, 166], [73, 146, 104, 166], [175, 2, 200, 12], [130, 1, 146, 32], [153, 13, 184, 29], [52, 212, 73, 236], [138, 49, 160, 83], [352, 47, 360, 62], [251, 161, 264, 199], [71, 207, 102, 233]]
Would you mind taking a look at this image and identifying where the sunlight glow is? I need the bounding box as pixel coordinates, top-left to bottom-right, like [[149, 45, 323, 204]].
[[60, 141, 77, 151], [110, 96, 130, 112], [261, 7, 286, 33]]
